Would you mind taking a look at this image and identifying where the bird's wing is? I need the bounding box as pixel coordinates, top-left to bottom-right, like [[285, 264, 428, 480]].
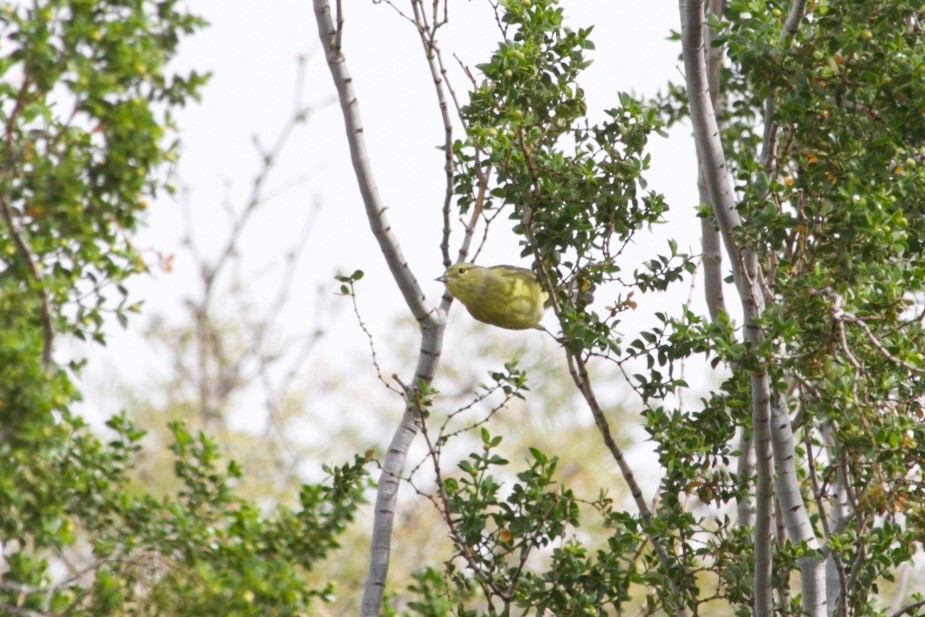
[[488, 265, 538, 278]]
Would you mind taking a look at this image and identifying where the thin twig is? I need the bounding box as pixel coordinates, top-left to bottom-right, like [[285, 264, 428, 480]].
[[821, 287, 925, 374], [890, 598, 925, 617], [409, 0, 456, 269], [346, 281, 403, 395]]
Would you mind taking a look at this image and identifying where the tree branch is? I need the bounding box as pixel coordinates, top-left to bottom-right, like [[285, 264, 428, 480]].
[[806, 426, 848, 617], [567, 353, 692, 616], [699, 0, 727, 323], [681, 1, 829, 613], [679, 1, 776, 613], [520, 209, 691, 614], [409, 0, 455, 269], [0, 198, 54, 367], [890, 598, 925, 617], [821, 423, 853, 615], [312, 2, 446, 615], [696, 0, 761, 535], [770, 394, 826, 614], [314, 0, 437, 325], [759, 0, 806, 172]]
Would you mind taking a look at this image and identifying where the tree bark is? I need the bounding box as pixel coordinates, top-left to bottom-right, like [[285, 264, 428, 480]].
[[312, 2, 446, 615], [771, 395, 826, 614], [680, 1, 826, 613], [680, 1, 774, 613]]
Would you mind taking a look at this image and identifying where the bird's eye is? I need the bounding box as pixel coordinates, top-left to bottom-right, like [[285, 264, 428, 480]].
[[458, 267, 465, 274]]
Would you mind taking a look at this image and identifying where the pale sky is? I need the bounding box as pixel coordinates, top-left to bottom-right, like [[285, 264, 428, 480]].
[[82, 1, 726, 445]]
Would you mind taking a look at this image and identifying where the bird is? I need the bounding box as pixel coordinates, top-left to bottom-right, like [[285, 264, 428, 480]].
[[437, 263, 548, 330]]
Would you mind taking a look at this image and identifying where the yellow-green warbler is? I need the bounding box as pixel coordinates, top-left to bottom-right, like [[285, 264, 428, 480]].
[[437, 263, 548, 330]]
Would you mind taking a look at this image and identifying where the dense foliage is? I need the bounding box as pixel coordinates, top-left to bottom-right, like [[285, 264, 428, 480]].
[[2, 0, 923, 615], [0, 2, 367, 614], [404, 0, 925, 614]]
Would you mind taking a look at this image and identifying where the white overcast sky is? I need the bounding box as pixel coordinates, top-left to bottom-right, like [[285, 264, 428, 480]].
[[83, 1, 725, 430]]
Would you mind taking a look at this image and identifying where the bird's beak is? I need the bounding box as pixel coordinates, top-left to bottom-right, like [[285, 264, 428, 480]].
[[435, 275, 446, 283]]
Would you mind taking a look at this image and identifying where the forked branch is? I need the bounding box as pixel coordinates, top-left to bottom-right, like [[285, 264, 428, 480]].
[[312, 2, 446, 615], [680, 1, 823, 614]]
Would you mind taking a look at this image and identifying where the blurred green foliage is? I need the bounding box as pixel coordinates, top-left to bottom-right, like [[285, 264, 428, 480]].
[[0, 2, 368, 614]]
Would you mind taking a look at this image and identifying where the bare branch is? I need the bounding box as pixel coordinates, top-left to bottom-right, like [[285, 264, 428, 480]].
[[409, 0, 456, 269], [333, 0, 343, 50], [699, 0, 727, 322], [782, 0, 808, 39], [206, 64, 316, 301], [313, 1, 437, 325], [700, 215, 726, 320], [345, 280, 404, 396], [770, 395, 826, 614], [312, 2, 447, 615], [735, 429, 756, 527]]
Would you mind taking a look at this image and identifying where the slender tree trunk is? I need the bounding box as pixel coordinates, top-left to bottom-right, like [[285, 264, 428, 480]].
[[312, 2, 447, 614], [695, 0, 759, 533], [681, 0, 826, 613], [770, 396, 826, 614], [822, 424, 851, 616]]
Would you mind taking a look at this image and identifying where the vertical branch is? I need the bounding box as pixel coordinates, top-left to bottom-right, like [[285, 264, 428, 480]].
[[679, 0, 773, 612], [695, 0, 760, 532], [750, 372, 775, 616], [822, 424, 852, 616], [734, 427, 756, 527], [681, 0, 824, 613], [698, 0, 727, 324], [401, 3, 492, 309], [312, 2, 446, 615], [313, 1, 435, 322], [404, 3, 494, 287], [759, 0, 806, 172], [765, 2, 827, 613], [770, 395, 826, 614], [409, 0, 455, 269], [700, 213, 725, 319], [774, 496, 792, 616]]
